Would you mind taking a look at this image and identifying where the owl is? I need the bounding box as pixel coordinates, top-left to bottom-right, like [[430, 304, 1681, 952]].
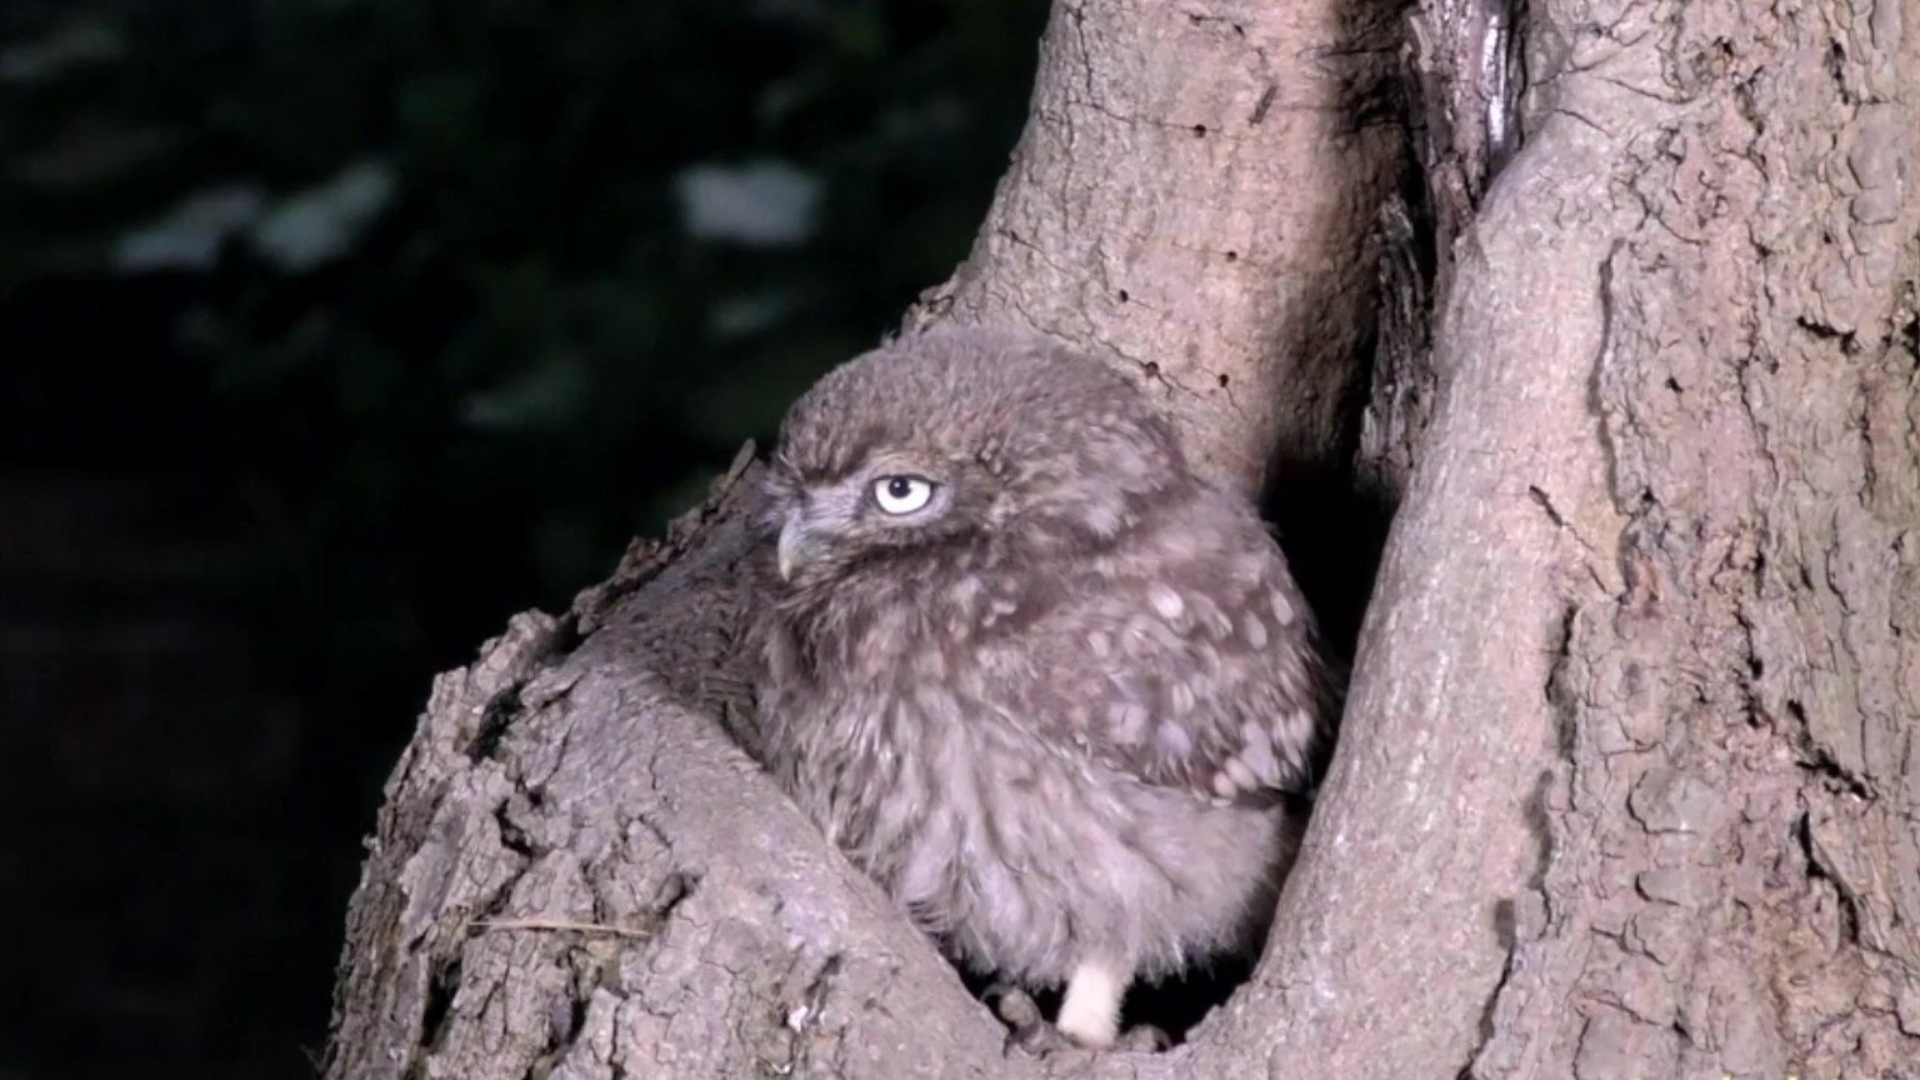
[[752, 328, 1333, 1049]]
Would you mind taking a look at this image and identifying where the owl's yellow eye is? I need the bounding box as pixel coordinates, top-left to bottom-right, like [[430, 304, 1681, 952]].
[[872, 475, 936, 515]]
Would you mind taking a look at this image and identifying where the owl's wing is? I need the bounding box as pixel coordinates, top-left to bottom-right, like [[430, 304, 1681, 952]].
[[989, 514, 1335, 805]]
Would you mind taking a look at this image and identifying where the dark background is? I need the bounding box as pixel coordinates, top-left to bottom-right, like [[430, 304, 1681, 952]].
[[0, 1, 1046, 1076]]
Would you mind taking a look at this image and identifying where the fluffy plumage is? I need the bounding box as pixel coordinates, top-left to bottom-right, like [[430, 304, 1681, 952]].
[[752, 328, 1333, 1047]]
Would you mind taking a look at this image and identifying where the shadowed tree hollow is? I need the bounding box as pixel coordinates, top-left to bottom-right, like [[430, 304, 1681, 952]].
[[324, 0, 1920, 1076]]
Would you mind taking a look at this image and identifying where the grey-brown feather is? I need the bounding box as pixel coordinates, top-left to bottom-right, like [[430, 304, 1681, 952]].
[[753, 328, 1334, 991]]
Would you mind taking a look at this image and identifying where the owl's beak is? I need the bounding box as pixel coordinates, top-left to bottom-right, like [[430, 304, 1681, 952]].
[[777, 514, 822, 581]]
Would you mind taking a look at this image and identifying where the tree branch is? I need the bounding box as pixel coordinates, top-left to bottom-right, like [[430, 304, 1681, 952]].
[[903, 0, 1404, 499]]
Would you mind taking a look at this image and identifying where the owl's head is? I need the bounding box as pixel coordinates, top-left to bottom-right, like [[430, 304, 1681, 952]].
[[763, 328, 1185, 586]]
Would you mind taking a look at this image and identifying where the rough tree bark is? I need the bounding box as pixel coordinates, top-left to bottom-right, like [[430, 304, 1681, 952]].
[[323, 0, 1919, 1077]]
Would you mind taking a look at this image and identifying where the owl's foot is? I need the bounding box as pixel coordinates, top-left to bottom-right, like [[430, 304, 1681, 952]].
[[989, 982, 1168, 1055], [987, 984, 1069, 1055], [1114, 1022, 1172, 1052], [990, 958, 1158, 1055]]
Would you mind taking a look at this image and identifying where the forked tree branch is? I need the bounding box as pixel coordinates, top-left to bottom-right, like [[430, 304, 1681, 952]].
[[320, 0, 1413, 1075], [327, 0, 1920, 1075]]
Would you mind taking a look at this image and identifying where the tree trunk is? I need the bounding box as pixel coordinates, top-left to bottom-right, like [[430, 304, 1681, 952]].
[[323, 0, 1920, 1076]]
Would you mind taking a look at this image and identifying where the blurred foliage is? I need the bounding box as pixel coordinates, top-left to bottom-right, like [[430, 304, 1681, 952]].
[[4, 0, 1044, 590], [0, 0, 1044, 1075], [1, 0, 1046, 718]]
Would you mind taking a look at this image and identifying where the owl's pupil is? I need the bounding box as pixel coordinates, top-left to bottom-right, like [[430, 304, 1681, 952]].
[[887, 477, 913, 499]]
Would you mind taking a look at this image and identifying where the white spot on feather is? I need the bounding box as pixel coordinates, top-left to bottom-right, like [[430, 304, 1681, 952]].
[[1224, 756, 1258, 791], [1150, 583, 1185, 621], [1111, 702, 1149, 743], [1156, 722, 1193, 758], [1158, 525, 1200, 559], [1240, 724, 1280, 783], [1080, 498, 1125, 537], [950, 575, 983, 607], [1271, 589, 1297, 626]]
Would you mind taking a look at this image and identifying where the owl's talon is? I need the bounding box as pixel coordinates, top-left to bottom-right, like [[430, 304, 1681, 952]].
[[987, 985, 1073, 1056], [1009, 1016, 1078, 1056], [987, 984, 1042, 1030]]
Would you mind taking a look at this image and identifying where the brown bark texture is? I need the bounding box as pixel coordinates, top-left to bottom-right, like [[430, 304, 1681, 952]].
[[901, 0, 1403, 499], [322, 0, 1920, 1075], [1451, 0, 1920, 1073]]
